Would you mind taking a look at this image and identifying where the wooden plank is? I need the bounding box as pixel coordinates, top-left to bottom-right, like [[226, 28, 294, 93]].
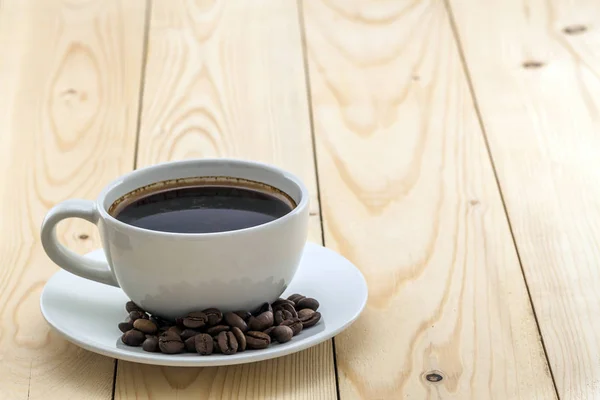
[[446, 0, 600, 397], [302, 0, 557, 398], [114, 1, 336, 399], [0, 0, 146, 399]]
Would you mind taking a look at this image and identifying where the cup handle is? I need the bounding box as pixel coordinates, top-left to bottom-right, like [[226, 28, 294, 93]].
[[41, 199, 119, 287]]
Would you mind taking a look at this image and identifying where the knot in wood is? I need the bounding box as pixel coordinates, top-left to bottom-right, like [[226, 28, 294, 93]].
[[425, 372, 443, 383]]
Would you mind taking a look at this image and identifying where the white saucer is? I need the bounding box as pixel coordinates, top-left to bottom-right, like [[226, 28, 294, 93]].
[[40, 242, 368, 367]]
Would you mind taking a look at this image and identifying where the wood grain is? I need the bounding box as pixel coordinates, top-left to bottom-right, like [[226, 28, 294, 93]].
[[0, 0, 146, 399], [447, 0, 600, 397], [115, 1, 336, 399], [302, 0, 556, 398]]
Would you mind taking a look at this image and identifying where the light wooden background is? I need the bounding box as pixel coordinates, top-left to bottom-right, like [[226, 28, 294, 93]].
[[1, 0, 598, 399]]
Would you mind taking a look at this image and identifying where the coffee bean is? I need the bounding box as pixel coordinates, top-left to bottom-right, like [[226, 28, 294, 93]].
[[271, 326, 293, 343], [231, 327, 246, 352], [129, 311, 148, 321], [298, 308, 315, 322], [202, 308, 223, 326], [180, 329, 199, 341], [263, 326, 275, 337], [133, 319, 158, 334], [166, 326, 182, 336], [150, 316, 170, 329], [274, 310, 283, 324], [121, 329, 145, 346], [296, 298, 319, 311], [183, 311, 208, 329], [159, 331, 184, 354], [280, 318, 303, 336], [185, 336, 196, 352], [158, 325, 171, 334], [213, 337, 221, 353], [253, 302, 273, 315], [161, 330, 181, 340], [287, 294, 305, 305], [217, 331, 238, 355], [224, 312, 248, 332], [248, 311, 274, 331], [207, 325, 230, 336], [274, 309, 294, 325], [195, 333, 214, 355], [118, 321, 133, 333], [272, 298, 295, 308], [175, 317, 184, 327], [126, 301, 144, 313], [245, 331, 271, 349], [302, 311, 321, 328], [274, 303, 297, 319], [234, 310, 252, 321], [247, 316, 259, 330], [142, 336, 159, 352]]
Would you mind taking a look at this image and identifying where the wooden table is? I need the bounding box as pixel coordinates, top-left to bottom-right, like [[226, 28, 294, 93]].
[[2, 0, 599, 398]]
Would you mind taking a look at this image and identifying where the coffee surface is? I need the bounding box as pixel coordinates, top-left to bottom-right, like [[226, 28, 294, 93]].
[[113, 185, 293, 233]]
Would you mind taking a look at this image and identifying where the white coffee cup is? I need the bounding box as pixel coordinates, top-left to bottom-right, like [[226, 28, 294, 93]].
[[40, 159, 309, 320]]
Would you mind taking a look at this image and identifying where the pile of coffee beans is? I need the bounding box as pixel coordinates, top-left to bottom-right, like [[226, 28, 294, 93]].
[[118, 294, 321, 355]]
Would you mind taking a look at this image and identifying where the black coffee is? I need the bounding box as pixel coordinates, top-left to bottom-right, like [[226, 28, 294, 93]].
[[112, 184, 294, 233]]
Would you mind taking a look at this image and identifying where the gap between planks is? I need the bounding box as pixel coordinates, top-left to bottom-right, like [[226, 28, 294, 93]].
[[132, 0, 153, 171], [296, 1, 342, 399], [112, 1, 153, 399], [112, 1, 337, 398], [441, 0, 561, 398]]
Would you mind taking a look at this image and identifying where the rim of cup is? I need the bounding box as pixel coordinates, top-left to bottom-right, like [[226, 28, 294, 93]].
[[95, 158, 310, 239]]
